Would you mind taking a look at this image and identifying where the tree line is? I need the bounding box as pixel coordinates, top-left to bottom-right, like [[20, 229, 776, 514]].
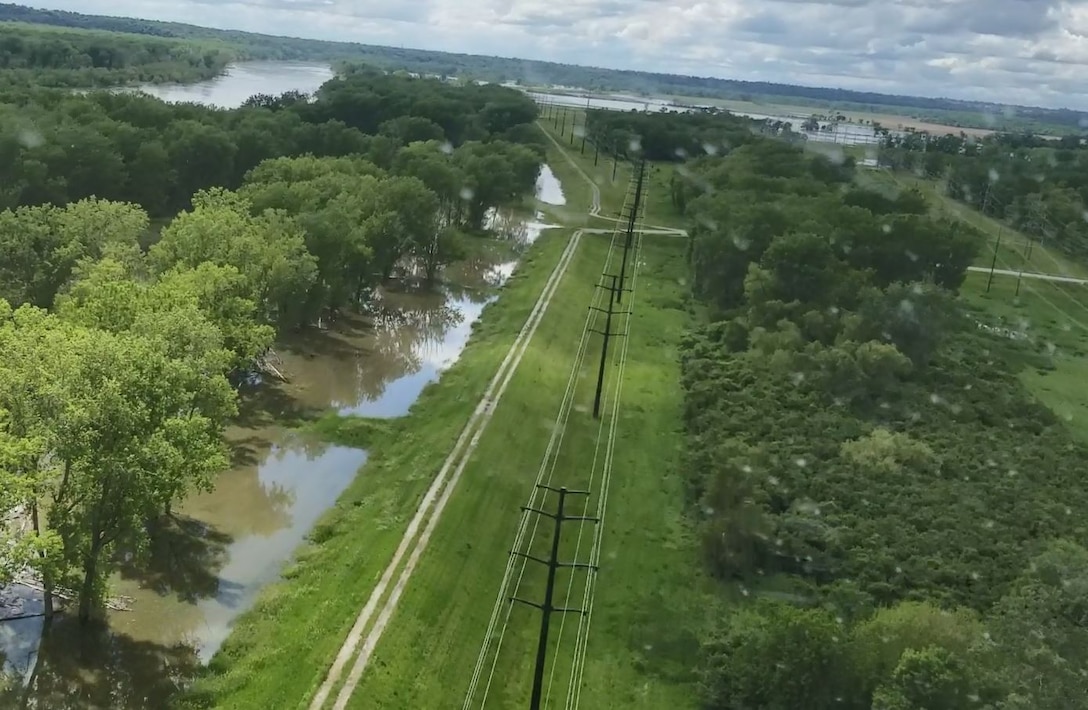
[[584, 108, 759, 162], [0, 23, 235, 87], [0, 66, 542, 219], [0, 71, 543, 625], [668, 132, 1088, 708], [879, 129, 1088, 260]]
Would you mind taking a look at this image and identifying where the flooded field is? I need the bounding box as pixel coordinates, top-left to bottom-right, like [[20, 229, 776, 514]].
[[0, 212, 559, 706], [0, 60, 568, 705]]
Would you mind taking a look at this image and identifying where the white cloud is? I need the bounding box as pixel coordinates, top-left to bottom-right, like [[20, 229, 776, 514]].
[[29, 0, 1088, 111]]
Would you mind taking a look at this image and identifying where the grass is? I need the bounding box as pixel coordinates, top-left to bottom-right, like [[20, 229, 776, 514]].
[[961, 271, 1088, 444], [538, 109, 634, 218], [344, 227, 707, 709]]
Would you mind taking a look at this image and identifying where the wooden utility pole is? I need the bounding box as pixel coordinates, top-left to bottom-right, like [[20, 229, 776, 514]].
[[617, 160, 646, 304], [511, 486, 597, 710]]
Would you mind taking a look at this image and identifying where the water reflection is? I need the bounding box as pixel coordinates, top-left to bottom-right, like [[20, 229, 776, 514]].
[[132, 62, 333, 109], [0, 614, 197, 710], [0, 150, 564, 703], [536, 164, 566, 205]]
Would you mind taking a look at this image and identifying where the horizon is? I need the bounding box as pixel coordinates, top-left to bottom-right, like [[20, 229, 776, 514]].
[[18, 0, 1088, 114]]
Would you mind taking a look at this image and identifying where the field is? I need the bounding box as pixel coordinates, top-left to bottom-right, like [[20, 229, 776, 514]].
[[186, 113, 707, 709], [859, 168, 1088, 445]]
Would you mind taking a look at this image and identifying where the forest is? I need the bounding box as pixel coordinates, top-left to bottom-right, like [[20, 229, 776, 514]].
[[878, 130, 1088, 260], [0, 69, 543, 626], [0, 22, 236, 86], [645, 120, 1088, 708], [3, 3, 1086, 132]]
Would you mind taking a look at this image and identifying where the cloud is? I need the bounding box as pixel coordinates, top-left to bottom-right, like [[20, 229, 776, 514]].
[[28, 0, 1088, 111]]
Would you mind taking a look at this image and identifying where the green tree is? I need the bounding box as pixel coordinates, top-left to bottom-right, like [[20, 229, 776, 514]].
[[151, 188, 317, 328], [871, 647, 974, 710], [988, 541, 1088, 709], [701, 601, 854, 710]]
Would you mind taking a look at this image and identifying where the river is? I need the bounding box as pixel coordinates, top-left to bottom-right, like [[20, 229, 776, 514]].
[[526, 89, 884, 146], [0, 63, 563, 708]]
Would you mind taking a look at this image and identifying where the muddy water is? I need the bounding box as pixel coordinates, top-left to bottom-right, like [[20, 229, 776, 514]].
[[0, 209, 560, 706]]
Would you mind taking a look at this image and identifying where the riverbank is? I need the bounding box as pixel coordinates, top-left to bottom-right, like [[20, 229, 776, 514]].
[[180, 225, 579, 708]]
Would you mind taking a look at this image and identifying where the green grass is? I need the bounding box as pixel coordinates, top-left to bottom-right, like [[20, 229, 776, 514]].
[[183, 227, 586, 709], [961, 271, 1088, 444], [345, 229, 707, 709], [538, 110, 633, 217]]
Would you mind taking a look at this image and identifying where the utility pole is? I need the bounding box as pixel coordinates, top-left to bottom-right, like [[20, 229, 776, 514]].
[[560, 107, 567, 137], [590, 275, 627, 419], [593, 140, 599, 166], [611, 142, 618, 182], [617, 160, 646, 304], [581, 97, 589, 154], [982, 183, 1001, 293], [511, 485, 598, 710]]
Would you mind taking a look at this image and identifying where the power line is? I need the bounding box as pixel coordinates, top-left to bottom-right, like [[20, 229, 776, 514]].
[[511, 485, 599, 710]]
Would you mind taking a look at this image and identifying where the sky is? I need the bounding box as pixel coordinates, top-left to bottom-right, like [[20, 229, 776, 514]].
[[31, 0, 1088, 111]]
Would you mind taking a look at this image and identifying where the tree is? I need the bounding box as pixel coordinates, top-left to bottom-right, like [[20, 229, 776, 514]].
[[150, 188, 317, 328], [850, 602, 997, 705], [47, 319, 235, 622], [988, 541, 1088, 709], [0, 198, 147, 308], [701, 600, 855, 710], [871, 647, 974, 710]]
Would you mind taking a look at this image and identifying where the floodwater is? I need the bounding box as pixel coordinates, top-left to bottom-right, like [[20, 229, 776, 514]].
[[1, 63, 564, 708], [528, 89, 886, 146], [536, 164, 566, 206], [132, 61, 334, 108]]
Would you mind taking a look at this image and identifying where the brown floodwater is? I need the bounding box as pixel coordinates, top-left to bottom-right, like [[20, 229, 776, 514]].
[[0, 209, 560, 707]]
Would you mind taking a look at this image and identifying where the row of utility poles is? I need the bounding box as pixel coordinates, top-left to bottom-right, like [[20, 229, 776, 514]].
[[538, 97, 618, 176], [979, 180, 1047, 297], [510, 158, 647, 710]]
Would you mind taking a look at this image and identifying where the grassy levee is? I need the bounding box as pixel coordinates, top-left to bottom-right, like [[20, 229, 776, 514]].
[[538, 109, 634, 218], [344, 231, 705, 709], [180, 227, 582, 709]]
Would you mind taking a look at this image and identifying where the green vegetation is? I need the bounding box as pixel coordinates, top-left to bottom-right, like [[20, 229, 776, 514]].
[[665, 119, 1088, 708], [0, 67, 541, 220], [879, 131, 1088, 264], [0, 21, 235, 87], [0, 68, 543, 645]]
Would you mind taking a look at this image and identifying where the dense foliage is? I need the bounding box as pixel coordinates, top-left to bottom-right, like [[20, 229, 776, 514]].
[[584, 108, 757, 162], [0, 68, 542, 626], [3, 3, 1085, 132], [673, 132, 1088, 708], [0, 67, 540, 219], [0, 22, 234, 86], [879, 130, 1088, 260]]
